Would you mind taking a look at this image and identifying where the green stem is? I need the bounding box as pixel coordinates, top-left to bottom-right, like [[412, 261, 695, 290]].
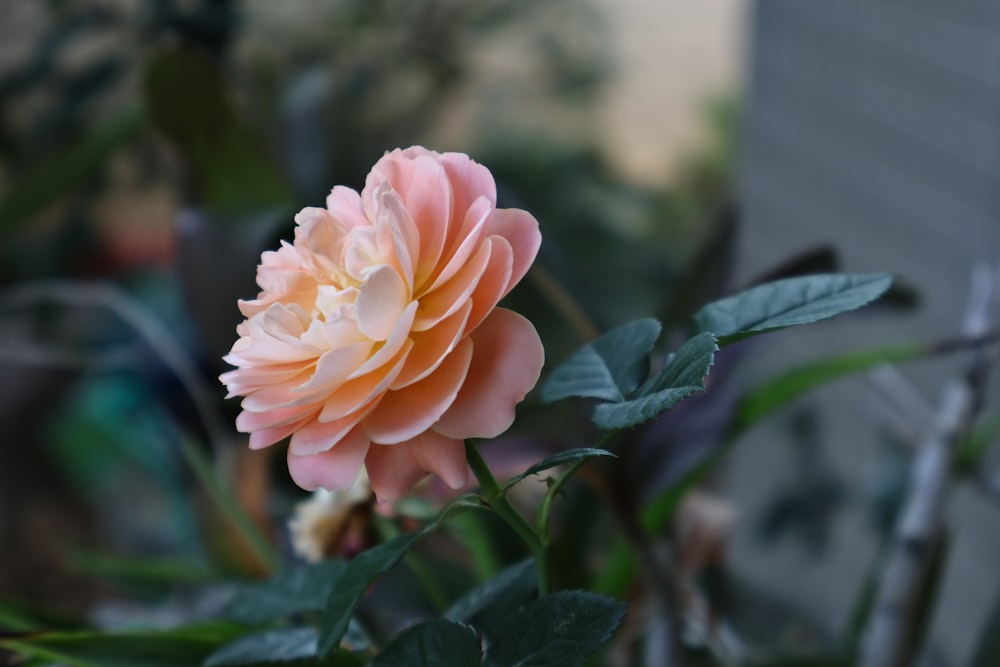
[[465, 441, 550, 595]]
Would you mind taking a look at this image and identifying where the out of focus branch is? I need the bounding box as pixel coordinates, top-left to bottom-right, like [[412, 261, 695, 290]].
[[858, 262, 999, 667]]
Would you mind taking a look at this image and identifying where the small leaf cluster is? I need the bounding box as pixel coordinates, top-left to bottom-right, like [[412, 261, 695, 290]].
[[542, 273, 893, 431]]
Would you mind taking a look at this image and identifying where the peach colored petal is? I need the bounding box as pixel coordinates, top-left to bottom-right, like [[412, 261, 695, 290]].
[[237, 404, 315, 434], [374, 186, 419, 290], [436, 151, 496, 215], [249, 417, 312, 450], [363, 338, 473, 444], [291, 341, 373, 395], [365, 431, 468, 500], [349, 301, 417, 378], [287, 426, 371, 490], [412, 239, 491, 332], [486, 208, 541, 295], [326, 185, 368, 228], [295, 207, 352, 283], [424, 195, 491, 293], [220, 362, 308, 397], [464, 236, 513, 335], [434, 308, 544, 440], [240, 371, 315, 412], [409, 431, 468, 490], [403, 155, 452, 287], [318, 341, 412, 422], [355, 265, 409, 341], [392, 300, 472, 389], [289, 406, 373, 456], [365, 443, 426, 502]]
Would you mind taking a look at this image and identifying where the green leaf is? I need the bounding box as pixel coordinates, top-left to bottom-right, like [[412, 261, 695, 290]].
[[484, 591, 627, 667], [693, 273, 893, 345], [541, 319, 661, 403], [0, 624, 243, 667], [224, 560, 346, 625], [0, 599, 83, 633], [204, 628, 317, 666], [504, 449, 615, 490], [203, 627, 367, 667], [444, 559, 537, 631], [317, 532, 424, 657], [592, 332, 718, 430], [143, 46, 293, 214], [373, 620, 481, 667], [70, 552, 219, 587], [0, 106, 142, 233], [734, 343, 925, 434]]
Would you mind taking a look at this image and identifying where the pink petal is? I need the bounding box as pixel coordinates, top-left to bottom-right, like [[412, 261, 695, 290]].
[[319, 340, 413, 422], [289, 406, 373, 456], [247, 414, 313, 450], [425, 195, 492, 293], [364, 443, 425, 502], [409, 431, 468, 490], [326, 185, 369, 228], [237, 404, 314, 433], [403, 156, 453, 287], [392, 300, 472, 388], [486, 208, 541, 295], [463, 236, 513, 335], [412, 239, 491, 332], [436, 151, 497, 215], [349, 301, 417, 378], [434, 308, 544, 440], [363, 337, 473, 444], [287, 426, 371, 490], [291, 341, 373, 395], [376, 188, 419, 290], [355, 265, 410, 341]]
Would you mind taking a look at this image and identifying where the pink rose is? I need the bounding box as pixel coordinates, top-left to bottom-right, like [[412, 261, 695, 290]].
[[220, 147, 544, 500]]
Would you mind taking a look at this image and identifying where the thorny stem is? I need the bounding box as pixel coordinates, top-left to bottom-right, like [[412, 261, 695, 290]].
[[465, 441, 550, 595]]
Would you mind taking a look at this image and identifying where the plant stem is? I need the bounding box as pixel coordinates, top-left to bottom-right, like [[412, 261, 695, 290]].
[[465, 441, 550, 595]]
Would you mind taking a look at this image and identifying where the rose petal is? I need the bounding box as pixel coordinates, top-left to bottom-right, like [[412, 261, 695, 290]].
[[319, 340, 413, 422], [375, 188, 419, 291], [287, 426, 371, 490], [249, 417, 311, 450], [326, 185, 369, 228], [434, 308, 544, 439], [412, 238, 491, 332], [424, 195, 491, 293], [486, 208, 541, 295], [436, 151, 496, 216], [404, 155, 452, 287], [237, 404, 315, 434], [364, 443, 425, 502], [355, 265, 410, 341], [464, 236, 513, 334], [409, 431, 468, 489], [392, 300, 472, 388], [289, 405, 374, 456], [349, 301, 417, 378], [291, 340, 373, 395], [364, 337, 472, 444]]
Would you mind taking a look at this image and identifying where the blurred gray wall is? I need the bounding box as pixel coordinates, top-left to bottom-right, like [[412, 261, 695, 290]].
[[728, 0, 1000, 663]]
